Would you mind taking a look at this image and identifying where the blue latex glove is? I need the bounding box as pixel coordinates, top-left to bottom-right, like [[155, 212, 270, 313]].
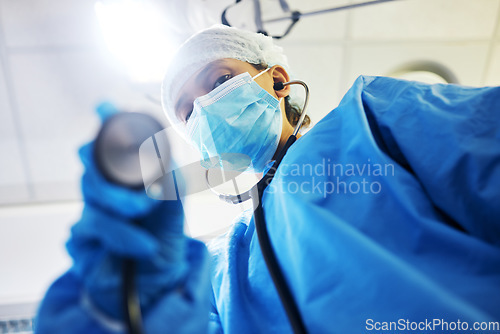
[[69, 141, 190, 316], [36, 103, 212, 333]]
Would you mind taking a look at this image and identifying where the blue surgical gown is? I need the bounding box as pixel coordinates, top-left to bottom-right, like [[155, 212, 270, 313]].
[[36, 76, 500, 333]]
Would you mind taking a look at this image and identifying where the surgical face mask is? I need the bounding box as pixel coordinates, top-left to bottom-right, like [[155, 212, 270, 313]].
[[186, 69, 282, 173]]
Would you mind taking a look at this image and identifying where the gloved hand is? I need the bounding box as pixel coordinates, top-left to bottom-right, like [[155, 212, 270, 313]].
[[36, 103, 211, 334], [67, 103, 190, 320]]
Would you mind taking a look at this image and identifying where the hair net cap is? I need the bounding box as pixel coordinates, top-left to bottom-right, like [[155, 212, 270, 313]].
[[161, 24, 289, 131]]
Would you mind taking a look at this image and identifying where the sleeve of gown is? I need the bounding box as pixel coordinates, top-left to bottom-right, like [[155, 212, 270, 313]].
[[360, 77, 500, 245], [35, 142, 215, 334]]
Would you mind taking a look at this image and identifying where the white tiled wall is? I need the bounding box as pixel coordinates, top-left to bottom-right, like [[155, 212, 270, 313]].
[[350, 0, 500, 41], [277, 0, 500, 122], [345, 41, 491, 89], [276, 42, 345, 123]]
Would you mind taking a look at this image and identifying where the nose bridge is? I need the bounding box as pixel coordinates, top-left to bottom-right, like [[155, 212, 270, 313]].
[[174, 77, 212, 120], [193, 85, 210, 104]]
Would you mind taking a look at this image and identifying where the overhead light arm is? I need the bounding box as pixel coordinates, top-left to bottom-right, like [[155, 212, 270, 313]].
[[222, 0, 404, 39]]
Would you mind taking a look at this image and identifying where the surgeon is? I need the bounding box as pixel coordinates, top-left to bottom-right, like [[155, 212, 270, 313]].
[[36, 25, 500, 334]]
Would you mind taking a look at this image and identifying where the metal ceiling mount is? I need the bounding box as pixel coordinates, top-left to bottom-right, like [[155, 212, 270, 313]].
[[221, 0, 402, 39]]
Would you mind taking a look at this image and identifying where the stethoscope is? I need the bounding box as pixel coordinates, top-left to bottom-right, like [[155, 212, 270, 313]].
[[205, 79, 310, 334], [94, 79, 310, 334]]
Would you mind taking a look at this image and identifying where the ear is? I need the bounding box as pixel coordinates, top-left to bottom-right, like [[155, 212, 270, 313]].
[[270, 65, 291, 99]]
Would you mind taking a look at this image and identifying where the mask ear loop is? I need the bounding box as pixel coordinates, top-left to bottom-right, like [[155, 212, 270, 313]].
[[205, 79, 310, 204], [252, 67, 271, 80]]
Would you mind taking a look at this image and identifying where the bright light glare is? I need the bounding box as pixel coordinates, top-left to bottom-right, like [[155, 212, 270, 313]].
[[95, 0, 174, 82], [395, 71, 449, 84]]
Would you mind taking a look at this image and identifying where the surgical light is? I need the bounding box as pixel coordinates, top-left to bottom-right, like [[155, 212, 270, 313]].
[[95, 0, 174, 82]]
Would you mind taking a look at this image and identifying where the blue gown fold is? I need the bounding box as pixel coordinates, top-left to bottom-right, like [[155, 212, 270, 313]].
[[209, 76, 500, 333], [36, 76, 500, 334]]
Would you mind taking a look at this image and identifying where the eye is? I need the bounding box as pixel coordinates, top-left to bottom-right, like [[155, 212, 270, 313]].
[[213, 74, 232, 89]]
